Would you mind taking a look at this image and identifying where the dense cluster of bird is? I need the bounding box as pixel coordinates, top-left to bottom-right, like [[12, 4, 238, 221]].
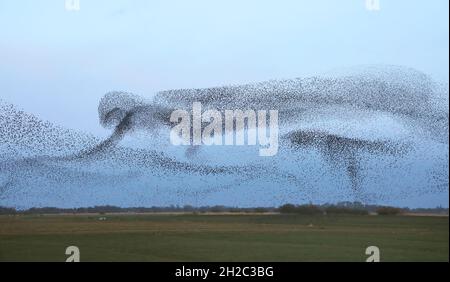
[[0, 65, 448, 208]]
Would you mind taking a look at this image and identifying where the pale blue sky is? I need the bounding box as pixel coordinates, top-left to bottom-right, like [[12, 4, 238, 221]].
[[0, 0, 448, 135], [0, 1, 448, 208]]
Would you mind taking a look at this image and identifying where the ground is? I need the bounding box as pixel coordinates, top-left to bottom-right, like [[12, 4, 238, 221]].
[[0, 213, 448, 261]]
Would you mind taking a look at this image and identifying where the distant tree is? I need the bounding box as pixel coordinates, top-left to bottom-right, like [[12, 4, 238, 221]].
[[210, 205, 227, 213], [279, 204, 322, 215], [295, 204, 322, 215], [183, 205, 194, 212], [325, 206, 368, 215], [376, 206, 402, 216], [0, 207, 16, 215], [279, 204, 297, 214]]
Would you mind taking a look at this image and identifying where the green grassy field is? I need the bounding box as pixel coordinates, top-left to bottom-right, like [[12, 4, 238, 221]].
[[0, 213, 448, 262]]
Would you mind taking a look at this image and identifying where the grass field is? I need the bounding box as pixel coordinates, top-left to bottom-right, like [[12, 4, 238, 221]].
[[0, 213, 448, 262]]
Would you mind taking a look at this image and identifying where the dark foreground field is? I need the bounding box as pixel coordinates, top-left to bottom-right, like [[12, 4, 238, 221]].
[[0, 213, 448, 261]]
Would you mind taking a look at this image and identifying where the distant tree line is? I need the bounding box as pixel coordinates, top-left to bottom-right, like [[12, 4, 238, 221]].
[[0, 205, 277, 215], [278, 203, 393, 215], [0, 202, 447, 216]]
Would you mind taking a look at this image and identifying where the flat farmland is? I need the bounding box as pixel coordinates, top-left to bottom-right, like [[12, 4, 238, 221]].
[[0, 214, 448, 261]]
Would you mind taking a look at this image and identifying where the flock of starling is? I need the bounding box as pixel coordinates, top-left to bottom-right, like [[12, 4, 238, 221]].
[[0, 65, 448, 208]]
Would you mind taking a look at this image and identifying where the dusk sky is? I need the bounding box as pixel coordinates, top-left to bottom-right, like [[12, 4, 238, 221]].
[[0, 0, 448, 135], [0, 1, 448, 209]]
